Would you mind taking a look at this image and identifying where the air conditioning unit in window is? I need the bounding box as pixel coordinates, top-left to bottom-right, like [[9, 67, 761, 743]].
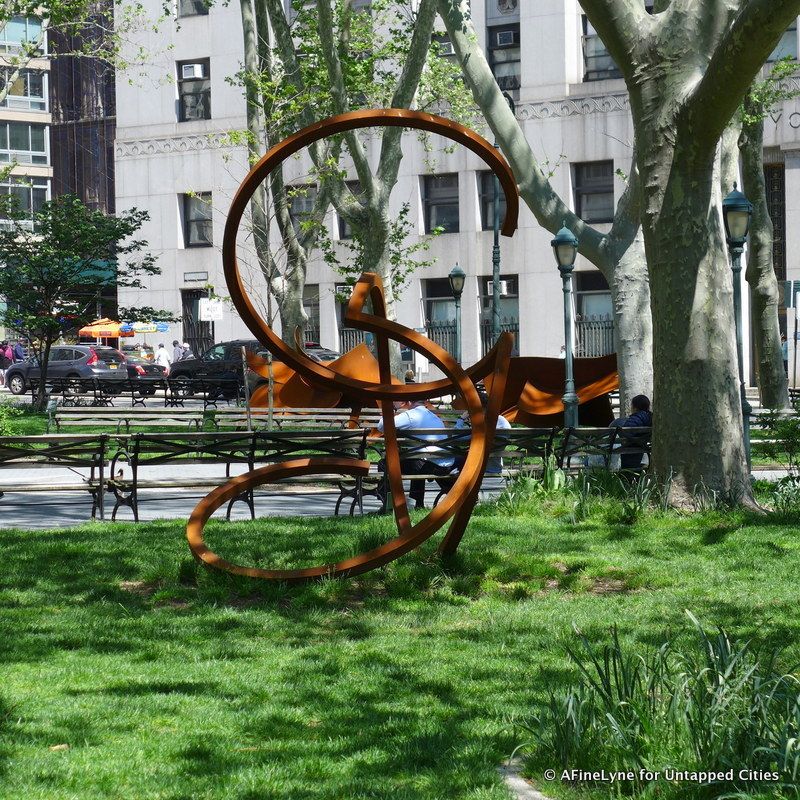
[[496, 30, 516, 46], [439, 41, 455, 56], [181, 63, 206, 80]]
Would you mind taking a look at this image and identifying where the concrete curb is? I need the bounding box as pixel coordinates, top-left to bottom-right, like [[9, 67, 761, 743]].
[[499, 758, 555, 800]]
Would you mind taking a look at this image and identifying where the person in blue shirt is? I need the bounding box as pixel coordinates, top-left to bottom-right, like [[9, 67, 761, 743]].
[[377, 399, 453, 509]]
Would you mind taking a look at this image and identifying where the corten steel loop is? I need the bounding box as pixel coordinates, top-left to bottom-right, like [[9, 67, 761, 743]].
[[187, 109, 520, 583], [222, 109, 519, 403]]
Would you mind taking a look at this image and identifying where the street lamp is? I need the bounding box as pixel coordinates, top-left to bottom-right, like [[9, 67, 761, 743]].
[[491, 92, 517, 348], [722, 182, 754, 471], [449, 263, 466, 365], [551, 221, 579, 428]]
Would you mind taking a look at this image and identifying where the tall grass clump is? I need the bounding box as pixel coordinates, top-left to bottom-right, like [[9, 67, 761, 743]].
[[518, 613, 800, 798]]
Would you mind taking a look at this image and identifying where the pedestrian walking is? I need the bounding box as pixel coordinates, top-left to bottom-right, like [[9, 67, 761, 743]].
[[181, 342, 195, 360], [12, 339, 26, 362], [0, 341, 10, 387], [155, 343, 172, 374], [172, 340, 183, 363]]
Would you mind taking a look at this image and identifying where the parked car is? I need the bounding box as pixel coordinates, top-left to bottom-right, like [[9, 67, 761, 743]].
[[168, 339, 340, 397], [6, 344, 128, 395], [122, 352, 167, 394]]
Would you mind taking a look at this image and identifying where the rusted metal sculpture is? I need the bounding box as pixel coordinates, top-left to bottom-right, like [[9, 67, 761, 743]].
[[187, 109, 519, 582]]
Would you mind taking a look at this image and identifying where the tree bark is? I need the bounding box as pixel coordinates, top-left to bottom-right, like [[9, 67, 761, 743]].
[[740, 116, 790, 409]]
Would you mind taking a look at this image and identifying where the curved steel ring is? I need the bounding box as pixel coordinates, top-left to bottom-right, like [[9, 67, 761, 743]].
[[189, 109, 519, 583], [222, 109, 519, 402]]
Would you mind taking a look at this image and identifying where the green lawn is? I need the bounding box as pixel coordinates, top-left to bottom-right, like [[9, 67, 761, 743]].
[[0, 497, 799, 799]]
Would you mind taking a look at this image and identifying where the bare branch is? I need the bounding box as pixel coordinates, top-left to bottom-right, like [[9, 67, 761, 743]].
[[437, 0, 606, 264], [315, 0, 375, 198], [689, 0, 800, 152], [376, 0, 437, 194]]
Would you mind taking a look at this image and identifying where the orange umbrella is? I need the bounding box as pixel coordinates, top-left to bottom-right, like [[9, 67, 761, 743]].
[[77, 318, 134, 338]]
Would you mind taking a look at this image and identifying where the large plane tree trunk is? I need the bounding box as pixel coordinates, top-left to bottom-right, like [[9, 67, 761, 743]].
[[636, 129, 750, 503], [740, 116, 790, 409]]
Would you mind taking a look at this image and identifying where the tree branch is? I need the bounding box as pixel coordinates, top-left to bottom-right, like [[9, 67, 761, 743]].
[[315, 0, 375, 198], [689, 0, 800, 152], [437, 0, 605, 264], [376, 0, 438, 193]]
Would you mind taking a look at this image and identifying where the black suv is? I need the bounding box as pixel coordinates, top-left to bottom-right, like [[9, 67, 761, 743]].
[[6, 345, 128, 395], [168, 339, 339, 391]]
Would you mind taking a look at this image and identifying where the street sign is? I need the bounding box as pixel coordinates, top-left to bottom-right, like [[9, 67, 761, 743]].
[[199, 298, 223, 322]]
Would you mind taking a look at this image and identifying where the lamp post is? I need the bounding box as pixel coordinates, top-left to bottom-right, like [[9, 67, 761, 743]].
[[722, 182, 754, 472], [449, 263, 466, 365], [491, 92, 516, 347], [551, 222, 579, 428]]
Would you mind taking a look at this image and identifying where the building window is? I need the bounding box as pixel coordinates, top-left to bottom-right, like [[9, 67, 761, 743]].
[[0, 69, 46, 111], [0, 176, 49, 230], [177, 59, 211, 122], [431, 31, 456, 61], [288, 184, 318, 234], [768, 19, 798, 62], [582, 16, 622, 81], [479, 275, 519, 357], [488, 23, 520, 95], [575, 271, 615, 357], [337, 181, 363, 240], [178, 0, 209, 16], [573, 161, 614, 223], [0, 122, 47, 164], [303, 284, 320, 344], [422, 174, 459, 234], [0, 16, 44, 53], [182, 192, 212, 247], [478, 171, 507, 231]]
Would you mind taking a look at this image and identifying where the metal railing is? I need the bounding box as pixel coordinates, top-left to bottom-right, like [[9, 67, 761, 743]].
[[304, 326, 320, 346], [480, 318, 520, 357], [576, 317, 615, 357], [339, 327, 367, 352], [426, 320, 457, 356]]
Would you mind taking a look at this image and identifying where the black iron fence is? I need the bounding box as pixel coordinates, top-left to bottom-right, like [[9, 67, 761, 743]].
[[339, 328, 368, 352], [426, 320, 458, 357], [576, 317, 615, 357], [480, 318, 520, 357]]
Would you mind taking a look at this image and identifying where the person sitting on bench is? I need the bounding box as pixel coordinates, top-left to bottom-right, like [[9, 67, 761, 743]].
[[610, 394, 652, 470], [377, 399, 454, 510]]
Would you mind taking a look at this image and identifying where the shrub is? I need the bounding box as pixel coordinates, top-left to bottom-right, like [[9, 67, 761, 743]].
[[0, 400, 21, 435], [518, 613, 800, 799]]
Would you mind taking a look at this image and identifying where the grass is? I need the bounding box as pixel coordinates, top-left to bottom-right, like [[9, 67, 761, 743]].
[[0, 496, 799, 799]]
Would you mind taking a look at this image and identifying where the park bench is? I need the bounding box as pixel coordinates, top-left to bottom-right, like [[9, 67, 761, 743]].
[[211, 405, 462, 432], [212, 407, 382, 431], [163, 378, 242, 410], [349, 427, 558, 514], [556, 426, 651, 471], [31, 377, 121, 407], [51, 405, 207, 434], [0, 434, 108, 519], [106, 429, 369, 521]]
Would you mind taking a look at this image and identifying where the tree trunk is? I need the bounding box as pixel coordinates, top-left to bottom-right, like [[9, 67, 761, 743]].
[[33, 340, 54, 413], [358, 209, 404, 375], [607, 233, 653, 410], [639, 138, 751, 503], [740, 117, 790, 409]]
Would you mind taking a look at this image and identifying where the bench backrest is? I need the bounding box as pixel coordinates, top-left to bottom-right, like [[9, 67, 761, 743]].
[[0, 434, 107, 468]]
